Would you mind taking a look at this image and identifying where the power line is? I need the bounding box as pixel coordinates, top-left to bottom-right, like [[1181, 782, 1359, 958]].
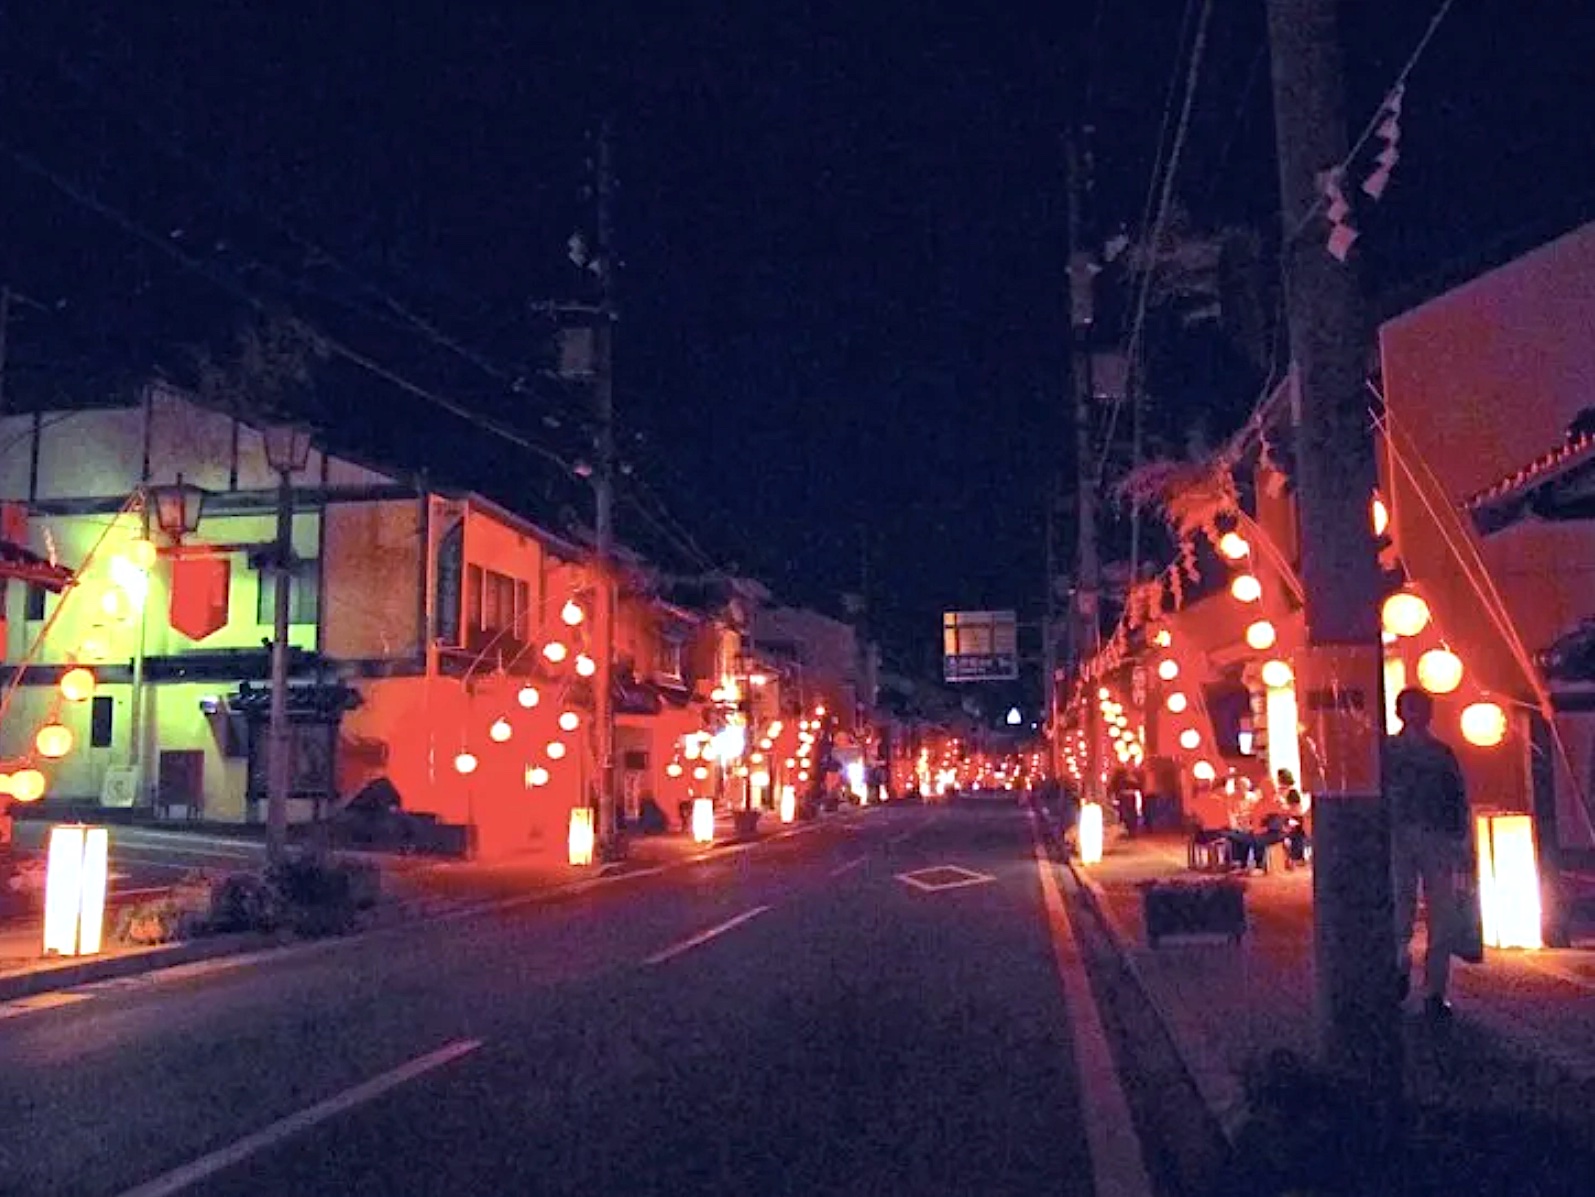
[[30, 48, 582, 419], [1095, 0, 1216, 488], [4, 145, 580, 478], [1284, 0, 1459, 247]]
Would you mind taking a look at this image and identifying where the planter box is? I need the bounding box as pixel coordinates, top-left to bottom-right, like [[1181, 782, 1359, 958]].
[[1140, 880, 1247, 947], [731, 810, 762, 839]]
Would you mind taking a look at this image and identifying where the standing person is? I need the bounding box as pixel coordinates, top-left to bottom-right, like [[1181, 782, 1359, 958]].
[[1386, 687, 1470, 1019]]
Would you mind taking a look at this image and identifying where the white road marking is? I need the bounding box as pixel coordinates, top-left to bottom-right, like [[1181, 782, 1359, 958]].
[[1031, 821, 1154, 1197], [115, 1038, 482, 1197], [0, 990, 93, 1019], [829, 857, 867, 878], [894, 864, 997, 893], [644, 905, 771, 966]]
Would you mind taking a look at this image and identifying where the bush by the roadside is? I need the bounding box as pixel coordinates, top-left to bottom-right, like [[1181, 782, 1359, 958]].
[[114, 872, 213, 946], [111, 854, 382, 946]]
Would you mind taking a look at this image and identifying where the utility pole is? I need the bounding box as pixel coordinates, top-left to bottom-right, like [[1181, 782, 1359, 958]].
[[1041, 485, 1059, 785], [1267, 0, 1401, 1107], [592, 120, 621, 859], [1067, 130, 1102, 801]]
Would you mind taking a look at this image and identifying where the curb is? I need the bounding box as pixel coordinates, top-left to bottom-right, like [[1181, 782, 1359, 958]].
[[1031, 805, 1247, 1150]]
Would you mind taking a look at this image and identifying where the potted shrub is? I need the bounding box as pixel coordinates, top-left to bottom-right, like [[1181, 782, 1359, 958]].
[[1138, 876, 1247, 947]]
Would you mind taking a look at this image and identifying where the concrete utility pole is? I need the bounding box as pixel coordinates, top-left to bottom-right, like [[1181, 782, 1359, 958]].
[[1266, 0, 1402, 1103], [592, 121, 621, 859], [1067, 131, 1102, 801]]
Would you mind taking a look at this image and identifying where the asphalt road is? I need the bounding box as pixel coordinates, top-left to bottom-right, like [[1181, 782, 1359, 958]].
[[0, 800, 1139, 1197]]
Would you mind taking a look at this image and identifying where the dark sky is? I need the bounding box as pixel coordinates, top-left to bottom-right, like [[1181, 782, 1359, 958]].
[[3, 2, 1595, 689]]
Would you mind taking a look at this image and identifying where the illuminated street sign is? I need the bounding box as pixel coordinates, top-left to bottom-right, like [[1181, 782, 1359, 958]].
[[942, 610, 1018, 682]]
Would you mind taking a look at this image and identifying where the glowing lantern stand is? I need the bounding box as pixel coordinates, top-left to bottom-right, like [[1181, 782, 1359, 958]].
[[1077, 802, 1104, 865], [691, 797, 716, 844], [1475, 812, 1542, 950], [568, 807, 596, 866], [779, 785, 797, 824], [44, 825, 110, 956]]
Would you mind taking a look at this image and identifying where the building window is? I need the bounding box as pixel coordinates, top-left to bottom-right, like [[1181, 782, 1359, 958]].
[[467, 566, 528, 641], [91, 696, 114, 747], [24, 583, 46, 622], [656, 636, 685, 681], [255, 559, 320, 625]]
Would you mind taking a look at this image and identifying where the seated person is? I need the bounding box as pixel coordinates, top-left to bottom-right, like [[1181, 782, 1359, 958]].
[[1187, 786, 1250, 866], [1277, 769, 1310, 862], [1233, 783, 1289, 871]]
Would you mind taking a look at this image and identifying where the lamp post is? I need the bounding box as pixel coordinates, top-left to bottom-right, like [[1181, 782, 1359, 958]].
[[261, 424, 313, 864], [141, 476, 209, 801]]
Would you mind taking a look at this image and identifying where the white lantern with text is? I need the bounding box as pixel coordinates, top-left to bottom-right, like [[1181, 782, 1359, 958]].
[[1077, 802, 1104, 865], [43, 825, 109, 956], [568, 807, 595, 866], [691, 797, 716, 844], [1475, 812, 1542, 950]]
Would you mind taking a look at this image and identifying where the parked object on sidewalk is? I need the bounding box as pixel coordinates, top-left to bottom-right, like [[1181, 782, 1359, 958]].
[[1139, 877, 1247, 947]]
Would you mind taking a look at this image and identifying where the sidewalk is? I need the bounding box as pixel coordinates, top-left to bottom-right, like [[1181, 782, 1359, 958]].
[[1058, 825, 1595, 1194]]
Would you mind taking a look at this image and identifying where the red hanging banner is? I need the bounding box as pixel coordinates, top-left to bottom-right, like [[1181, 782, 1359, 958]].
[[169, 557, 231, 641]]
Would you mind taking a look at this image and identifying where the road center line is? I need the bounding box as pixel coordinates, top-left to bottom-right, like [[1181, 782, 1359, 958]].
[[644, 905, 771, 966], [829, 856, 866, 877], [115, 1038, 482, 1197], [1030, 820, 1154, 1197]]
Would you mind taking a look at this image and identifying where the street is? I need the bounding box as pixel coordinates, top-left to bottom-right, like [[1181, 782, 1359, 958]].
[[0, 801, 1142, 1197]]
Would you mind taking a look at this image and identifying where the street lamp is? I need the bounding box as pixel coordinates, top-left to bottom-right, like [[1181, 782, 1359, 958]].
[[262, 421, 314, 864], [150, 474, 208, 542]]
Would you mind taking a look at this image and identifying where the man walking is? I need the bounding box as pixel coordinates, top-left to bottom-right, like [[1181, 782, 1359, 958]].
[[1386, 687, 1470, 1019]]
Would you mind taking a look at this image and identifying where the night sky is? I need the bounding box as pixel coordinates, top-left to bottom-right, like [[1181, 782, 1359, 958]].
[[3, 2, 1594, 693]]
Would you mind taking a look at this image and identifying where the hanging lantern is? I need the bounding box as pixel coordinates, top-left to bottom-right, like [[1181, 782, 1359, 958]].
[[10, 768, 47, 803], [80, 625, 111, 663], [1166, 692, 1188, 714], [1460, 701, 1508, 748], [1416, 648, 1463, 695], [1153, 629, 1173, 648], [666, 762, 684, 778], [1381, 592, 1430, 639], [547, 740, 568, 760], [558, 710, 580, 732], [489, 718, 513, 743], [542, 641, 569, 664], [1157, 659, 1179, 682], [517, 685, 541, 709], [59, 667, 97, 703], [35, 722, 73, 759], [128, 537, 159, 570], [1218, 532, 1250, 561], [1245, 620, 1277, 651], [1230, 574, 1263, 603], [1371, 493, 1390, 537], [1179, 728, 1201, 750], [527, 766, 551, 788], [1192, 760, 1217, 782], [1260, 659, 1294, 689], [561, 600, 586, 627], [693, 765, 710, 781], [575, 654, 597, 678], [454, 751, 479, 775]]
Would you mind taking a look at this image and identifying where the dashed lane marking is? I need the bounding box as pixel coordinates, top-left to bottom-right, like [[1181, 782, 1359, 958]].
[[115, 1038, 483, 1197], [644, 905, 771, 966], [829, 857, 866, 878], [0, 990, 93, 1019]]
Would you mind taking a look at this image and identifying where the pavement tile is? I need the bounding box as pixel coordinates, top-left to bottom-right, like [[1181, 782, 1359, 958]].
[[1070, 829, 1595, 1158]]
